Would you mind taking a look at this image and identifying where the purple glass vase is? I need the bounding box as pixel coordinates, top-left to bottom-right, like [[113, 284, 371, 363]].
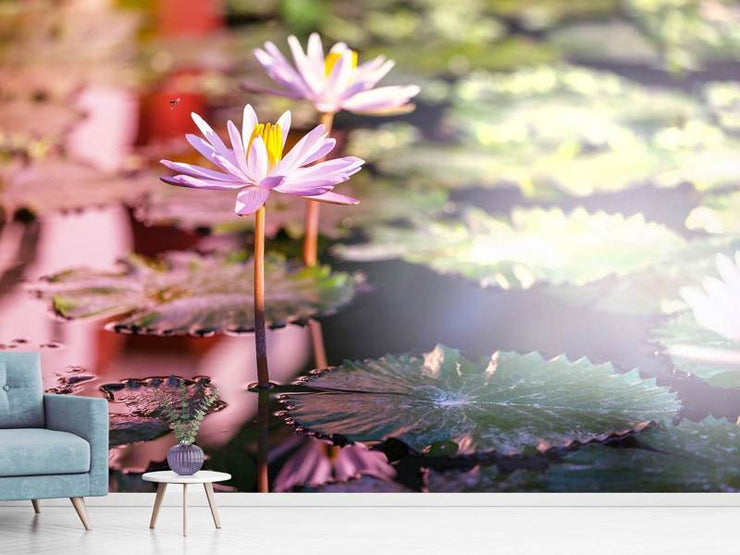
[[167, 443, 204, 475]]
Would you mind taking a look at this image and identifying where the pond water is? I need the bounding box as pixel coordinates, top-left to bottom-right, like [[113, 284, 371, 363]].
[[3, 0, 740, 493]]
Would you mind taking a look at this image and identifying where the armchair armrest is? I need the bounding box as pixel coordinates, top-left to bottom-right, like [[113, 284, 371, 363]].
[[44, 394, 109, 496]]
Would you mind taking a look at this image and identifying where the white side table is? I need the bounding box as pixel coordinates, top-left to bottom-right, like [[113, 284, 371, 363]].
[[142, 470, 231, 537]]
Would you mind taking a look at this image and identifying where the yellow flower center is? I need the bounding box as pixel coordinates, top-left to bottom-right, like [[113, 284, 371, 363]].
[[248, 123, 283, 167], [324, 50, 358, 76]]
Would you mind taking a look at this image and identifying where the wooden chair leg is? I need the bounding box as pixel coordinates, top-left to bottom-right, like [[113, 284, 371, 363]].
[[149, 483, 167, 529], [31, 499, 41, 514], [203, 483, 221, 529], [70, 497, 91, 531]]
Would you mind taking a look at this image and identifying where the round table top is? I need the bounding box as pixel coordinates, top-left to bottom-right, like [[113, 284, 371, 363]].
[[142, 471, 231, 484]]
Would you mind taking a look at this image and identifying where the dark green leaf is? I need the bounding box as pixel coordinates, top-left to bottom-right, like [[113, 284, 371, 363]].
[[651, 312, 740, 389], [335, 208, 685, 289], [282, 345, 680, 457], [32, 251, 359, 336], [545, 418, 740, 492]]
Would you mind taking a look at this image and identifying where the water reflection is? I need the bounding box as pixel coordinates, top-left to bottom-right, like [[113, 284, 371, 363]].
[[67, 86, 138, 172], [272, 438, 395, 493]]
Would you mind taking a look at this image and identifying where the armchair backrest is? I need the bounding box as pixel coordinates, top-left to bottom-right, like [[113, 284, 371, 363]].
[[0, 352, 44, 428]]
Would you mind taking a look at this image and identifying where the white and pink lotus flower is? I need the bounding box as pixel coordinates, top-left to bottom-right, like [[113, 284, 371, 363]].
[[671, 252, 740, 369], [681, 252, 740, 342], [253, 33, 420, 115], [160, 104, 364, 215]]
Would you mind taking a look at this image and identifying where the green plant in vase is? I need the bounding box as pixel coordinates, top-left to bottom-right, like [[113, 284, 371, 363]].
[[156, 382, 220, 475]]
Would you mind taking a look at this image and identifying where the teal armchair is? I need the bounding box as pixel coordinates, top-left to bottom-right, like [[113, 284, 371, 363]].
[[0, 352, 108, 530]]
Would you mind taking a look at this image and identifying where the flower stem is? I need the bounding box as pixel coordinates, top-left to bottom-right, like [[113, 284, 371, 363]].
[[302, 111, 335, 268], [256, 389, 270, 493], [254, 205, 270, 388], [308, 319, 328, 369]]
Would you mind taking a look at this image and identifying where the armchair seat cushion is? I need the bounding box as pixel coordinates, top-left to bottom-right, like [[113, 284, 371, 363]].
[[0, 428, 90, 477]]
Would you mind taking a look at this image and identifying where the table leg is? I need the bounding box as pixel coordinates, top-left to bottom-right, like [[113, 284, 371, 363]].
[[149, 483, 167, 529], [182, 483, 188, 537], [203, 483, 221, 529]]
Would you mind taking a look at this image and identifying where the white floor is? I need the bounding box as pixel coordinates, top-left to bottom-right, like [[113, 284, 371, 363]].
[[0, 504, 737, 554]]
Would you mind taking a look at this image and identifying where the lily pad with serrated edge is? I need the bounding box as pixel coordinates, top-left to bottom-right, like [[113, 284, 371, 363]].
[[544, 418, 740, 492], [136, 175, 451, 238], [624, 0, 740, 72], [650, 312, 740, 389], [489, 0, 620, 30], [376, 142, 681, 199], [547, 20, 660, 64], [104, 376, 223, 446], [554, 235, 740, 316], [296, 475, 413, 493], [375, 133, 740, 198], [1, 159, 155, 216], [374, 66, 740, 197], [344, 123, 422, 163], [335, 207, 685, 290], [364, 37, 558, 76], [0, 100, 81, 146], [134, 185, 305, 237], [704, 81, 740, 133], [31, 251, 359, 336], [426, 418, 740, 492], [109, 414, 170, 447], [685, 190, 740, 235], [451, 65, 701, 148], [280, 345, 680, 458], [427, 465, 546, 493]]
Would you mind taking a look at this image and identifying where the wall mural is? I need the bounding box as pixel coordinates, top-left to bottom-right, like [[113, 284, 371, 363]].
[[2, 0, 740, 493]]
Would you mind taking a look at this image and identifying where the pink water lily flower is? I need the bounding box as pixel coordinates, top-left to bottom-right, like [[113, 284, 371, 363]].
[[253, 33, 420, 115], [160, 104, 363, 215]]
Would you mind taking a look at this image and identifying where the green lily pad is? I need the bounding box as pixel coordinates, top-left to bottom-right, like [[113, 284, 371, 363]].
[[548, 20, 660, 64], [312, 177, 452, 238], [685, 190, 740, 235], [0, 100, 81, 156], [336, 207, 685, 289], [134, 184, 308, 237], [31, 251, 359, 336], [545, 418, 740, 492], [452, 66, 702, 148], [556, 236, 740, 315], [650, 312, 740, 388], [281, 344, 680, 457], [109, 414, 169, 447], [365, 2, 507, 45], [704, 81, 740, 133], [427, 466, 546, 493], [373, 67, 740, 197], [377, 135, 740, 197], [136, 175, 451, 238], [489, 0, 620, 30], [317, 0, 508, 50], [298, 475, 413, 493], [365, 36, 558, 76], [427, 418, 740, 492], [624, 0, 740, 72], [667, 145, 740, 191], [345, 123, 422, 163], [376, 142, 682, 199], [1, 159, 155, 216], [104, 375, 222, 447]]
